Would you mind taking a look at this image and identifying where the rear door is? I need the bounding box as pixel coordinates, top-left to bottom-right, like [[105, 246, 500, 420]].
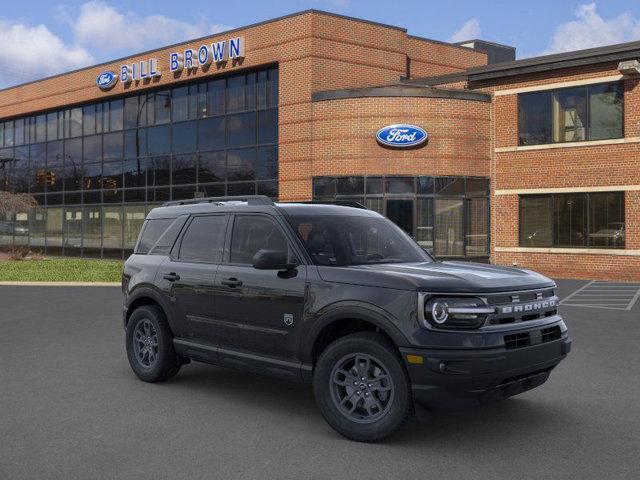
[[213, 214, 307, 362], [157, 214, 229, 344]]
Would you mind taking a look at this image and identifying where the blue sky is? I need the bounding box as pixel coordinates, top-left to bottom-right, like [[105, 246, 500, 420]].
[[2, 1, 640, 88]]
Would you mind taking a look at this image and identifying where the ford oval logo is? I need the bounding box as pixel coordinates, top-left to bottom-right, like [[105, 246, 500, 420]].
[[96, 71, 118, 90], [376, 124, 428, 148]]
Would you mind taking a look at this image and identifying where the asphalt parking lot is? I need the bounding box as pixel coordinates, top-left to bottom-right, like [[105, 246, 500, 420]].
[[0, 280, 638, 480]]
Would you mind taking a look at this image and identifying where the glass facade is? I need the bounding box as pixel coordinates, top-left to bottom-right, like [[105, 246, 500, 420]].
[[519, 192, 625, 249], [0, 66, 278, 258], [313, 175, 490, 259]]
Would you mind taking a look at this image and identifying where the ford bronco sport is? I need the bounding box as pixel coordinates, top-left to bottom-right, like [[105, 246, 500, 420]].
[[122, 195, 571, 442]]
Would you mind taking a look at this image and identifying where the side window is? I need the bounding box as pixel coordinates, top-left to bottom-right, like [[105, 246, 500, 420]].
[[135, 218, 173, 254], [230, 215, 289, 264], [149, 216, 188, 255], [178, 215, 227, 263]]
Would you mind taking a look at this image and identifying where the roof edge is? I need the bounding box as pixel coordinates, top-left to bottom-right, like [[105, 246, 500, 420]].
[[312, 85, 490, 103]]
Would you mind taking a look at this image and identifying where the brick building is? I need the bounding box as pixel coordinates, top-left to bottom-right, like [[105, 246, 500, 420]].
[[0, 10, 637, 280]]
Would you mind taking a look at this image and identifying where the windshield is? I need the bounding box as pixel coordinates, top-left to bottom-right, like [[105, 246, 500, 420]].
[[287, 214, 433, 266]]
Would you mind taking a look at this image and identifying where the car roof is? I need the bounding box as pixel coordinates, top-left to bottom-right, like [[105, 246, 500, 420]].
[[145, 200, 379, 220]]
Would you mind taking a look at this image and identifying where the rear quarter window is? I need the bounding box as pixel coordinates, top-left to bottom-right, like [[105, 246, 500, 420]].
[[135, 218, 175, 254]]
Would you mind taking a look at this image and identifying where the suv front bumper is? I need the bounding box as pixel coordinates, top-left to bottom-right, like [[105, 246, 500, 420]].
[[400, 333, 571, 411]]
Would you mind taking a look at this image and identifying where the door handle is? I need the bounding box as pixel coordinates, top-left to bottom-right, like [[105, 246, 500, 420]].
[[163, 272, 180, 282], [221, 278, 243, 288]]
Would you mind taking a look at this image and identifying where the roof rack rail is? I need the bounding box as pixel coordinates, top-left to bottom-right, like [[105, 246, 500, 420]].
[[162, 195, 274, 207], [292, 200, 368, 209]]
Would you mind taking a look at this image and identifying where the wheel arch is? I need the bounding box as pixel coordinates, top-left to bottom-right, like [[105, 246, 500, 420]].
[[125, 286, 171, 328]]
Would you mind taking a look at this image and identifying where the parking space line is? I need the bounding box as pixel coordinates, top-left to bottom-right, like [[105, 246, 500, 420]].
[[560, 280, 640, 310], [559, 281, 595, 305]]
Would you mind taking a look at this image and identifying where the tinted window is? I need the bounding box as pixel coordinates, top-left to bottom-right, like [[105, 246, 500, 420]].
[[136, 218, 173, 254], [288, 214, 430, 266], [519, 195, 553, 247], [179, 215, 227, 262], [230, 215, 288, 264]]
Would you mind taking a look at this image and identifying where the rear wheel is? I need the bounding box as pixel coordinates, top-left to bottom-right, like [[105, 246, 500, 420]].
[[313, 332, 412, 442], [126, 305, 181, 382]]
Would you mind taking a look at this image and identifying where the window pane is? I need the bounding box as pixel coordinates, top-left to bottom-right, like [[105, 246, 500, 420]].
[[434, 198, 464, 256], [588, 192, 625, 248], [103, 206, 123, 254], [590, 83, 623, 141], [227, 148, 255, 181], [4, 121, 14, 146], [313, 177, 336, 197], [96, 103, 105, 133], [466, 197, 488, 256], [553, 88, 587, 142], [110, 100, 123, 131], [268, 68, 278, 108], [103, 132, 123, 160], [207, 79, 225, 115], [246, 72, 256, 110], [46, 141, 64, 193], [518, 91, 551, 145], [256, 146, 277, 180], [29, 143, 47, 193], [172, 154, 197, 185], [82, 206, 102, 253], [35, 115, 46, 143], [226, 75, 245, 113], [124, 205, 147, 249], [179, 215, 227, 263], [365, 197, 384, 214], [123, 158, 147, 188], [435, 177, 464, 195], [198, 151, 225, 183], [102, 160, 123, 190], [124, 128, 146, 158], [13, 146, 29, 193], [47, 113, 58, 141], [554, 193, 586, 247], [172, 86, 189, 122], [150, 156, 171, 186], [46, 207, 63, 251], [416, 197, 433, 251], [257, 180, 278, 199], [257, 109, 277, 144], [417, 176, 434, 195], [147, 125, 171, 155], [29, 206, 46, 249], [70, 108, 82, 137], [366, 177, 383, 195], [198, 117, 225, 150], [63, 207, 82, 254], [257, 70, 268, 109], [227, 112, 256, 147], [466, 177, 489, 196], [336, 177, 364, 195], [230, 215, 288, 264], [386, 177, 414, 194], [83, 161, 102, 191], [83, 135, 102, 163], [83, 105, 96, 135], [519, 195, 552, 247], [227, 182, 255, 196], [154, 91, 171, 124], [172, 120, 197, 153], [124, 96, 139, 129]]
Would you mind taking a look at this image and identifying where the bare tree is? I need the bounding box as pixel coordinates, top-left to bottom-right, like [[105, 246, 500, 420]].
[[0, 191, 37, 214]]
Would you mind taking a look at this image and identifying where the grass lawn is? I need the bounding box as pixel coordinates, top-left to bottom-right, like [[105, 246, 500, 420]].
[[0, 258, 123, 282]]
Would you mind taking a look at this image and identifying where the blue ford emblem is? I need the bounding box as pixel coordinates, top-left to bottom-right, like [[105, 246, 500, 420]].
[[376, 124, 428, 148], [96, 71, 118, 90]]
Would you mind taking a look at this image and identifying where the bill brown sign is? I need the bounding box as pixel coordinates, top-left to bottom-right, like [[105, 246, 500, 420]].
[[97, 36, 245, 89]]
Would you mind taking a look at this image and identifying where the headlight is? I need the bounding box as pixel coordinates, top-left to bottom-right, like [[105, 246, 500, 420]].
[[422, 296, 495, 329]]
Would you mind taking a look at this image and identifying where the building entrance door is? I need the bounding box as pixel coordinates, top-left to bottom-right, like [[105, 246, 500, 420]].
[[386, 199, 414, 237]]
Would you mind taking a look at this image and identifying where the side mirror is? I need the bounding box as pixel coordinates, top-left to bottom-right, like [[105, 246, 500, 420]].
[[252, 249, 297, 270]]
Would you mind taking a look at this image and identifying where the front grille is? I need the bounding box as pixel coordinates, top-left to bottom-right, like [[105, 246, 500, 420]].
[[541, 325, 562, 343], [504, 332, 531, 349], [486, 289, 558, 326]]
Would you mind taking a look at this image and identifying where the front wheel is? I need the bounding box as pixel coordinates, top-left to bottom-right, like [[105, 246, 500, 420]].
[[313, 332, 413, 442]]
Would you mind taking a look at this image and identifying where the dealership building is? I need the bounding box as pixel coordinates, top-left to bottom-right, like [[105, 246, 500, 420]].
[[0, 9, 638, 280]]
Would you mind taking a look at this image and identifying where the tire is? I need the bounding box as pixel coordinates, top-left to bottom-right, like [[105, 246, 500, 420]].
[[313, 331, 413, 442], [126, 305, 181, 383]]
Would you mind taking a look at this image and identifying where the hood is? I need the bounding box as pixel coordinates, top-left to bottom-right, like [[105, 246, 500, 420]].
[[317, 261, 555, 293]]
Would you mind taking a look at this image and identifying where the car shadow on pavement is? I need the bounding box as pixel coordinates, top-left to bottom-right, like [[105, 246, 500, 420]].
[[143, 362, 575, 445]]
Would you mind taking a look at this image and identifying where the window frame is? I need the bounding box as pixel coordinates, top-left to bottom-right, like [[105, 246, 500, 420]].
[[517, 81, 624, 146], [518, 192, 625, 249]]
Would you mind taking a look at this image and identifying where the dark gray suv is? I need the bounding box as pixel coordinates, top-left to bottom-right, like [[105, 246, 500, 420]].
[[122, 195, 571, 442]]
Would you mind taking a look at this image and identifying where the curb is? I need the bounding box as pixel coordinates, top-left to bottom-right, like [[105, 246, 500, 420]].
[[0, 281, 121, 287]]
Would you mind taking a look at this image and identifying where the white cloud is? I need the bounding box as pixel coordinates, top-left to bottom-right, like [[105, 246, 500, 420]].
[[542, 3, 640, 54], [448, 18, 481, 43], [0, 20, 93, 88], [71, 1, 232, 55]]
